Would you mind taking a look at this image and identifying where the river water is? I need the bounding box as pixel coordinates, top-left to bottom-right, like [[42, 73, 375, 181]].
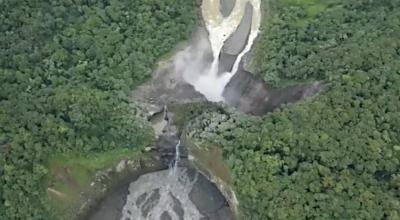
[[181, 0, 261, 102], [120, 1, 261, 219], [86, 0, 324, 218], [121, 169, 203, 220]]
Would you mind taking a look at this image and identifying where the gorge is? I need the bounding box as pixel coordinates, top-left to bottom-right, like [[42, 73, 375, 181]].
[[86, 0, 321, 219], [2, 0, 398, 219]]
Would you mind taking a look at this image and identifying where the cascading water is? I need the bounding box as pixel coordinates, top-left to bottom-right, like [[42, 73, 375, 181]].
[[122, 74, 202, 220], [162, 104, 181, 176], [119, 1, 260, 219], [169, 140, 181, 175], [181, 0, 261, 102]]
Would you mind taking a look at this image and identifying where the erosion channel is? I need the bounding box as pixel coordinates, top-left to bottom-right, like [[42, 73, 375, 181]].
[[85, 0, 321, 219]]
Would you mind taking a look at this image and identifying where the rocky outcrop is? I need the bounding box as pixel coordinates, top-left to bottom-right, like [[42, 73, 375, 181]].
[[78, 154, 166, 220], [183, 136, 239, 219], [157, 135, 188, 167], [218, 53, 237, 74], [222, 2, 253, 56], [190, 170, 233, 220], [218, 2, 253, 74], [223, 69, 323, 115], [220, 0, 236, 17], [82, 103, 235, 220], [130, 59, 206, 109]]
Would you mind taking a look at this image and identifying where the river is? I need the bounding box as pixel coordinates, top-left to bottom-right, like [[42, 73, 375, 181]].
[[120, 1, 260, 219], [181, 0, 261, 102], [86, 0, 322, 219]]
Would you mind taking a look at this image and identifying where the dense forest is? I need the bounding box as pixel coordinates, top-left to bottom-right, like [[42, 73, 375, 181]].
[[0, 0, 196, 219], [187, 0, 400, 219], [2, 0, 400, 219]]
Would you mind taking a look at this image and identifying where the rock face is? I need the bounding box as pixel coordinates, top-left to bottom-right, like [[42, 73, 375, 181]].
[[184, 136, 239, 219], [86, 186, 128, 220], [218, 2, 253, 74], [223, 69, 322, 115], [130, 59, 206, 108], [218, 53, 236, 74], [190, 171, 233, 220], [79, 155, 167, 220], [130, 28, 211, 115], [219, 0, 236, 17], [78, 0, 324, 219], [157, 135, 188, 167], [221, 2, 253, 56]]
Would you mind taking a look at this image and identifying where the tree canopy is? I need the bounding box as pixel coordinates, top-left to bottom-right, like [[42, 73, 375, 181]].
[[0, 0, 196, 219], [186, 0, 400, 219]]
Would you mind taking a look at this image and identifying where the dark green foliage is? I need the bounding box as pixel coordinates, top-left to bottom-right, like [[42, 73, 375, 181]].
[[254, 0, 400, 87], [187, 0, 400, 219], [168, 102, 226, 131], [0, 0, 196, 219]]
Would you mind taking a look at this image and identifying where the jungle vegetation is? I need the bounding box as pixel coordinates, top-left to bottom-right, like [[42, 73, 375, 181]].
[[186, 0, 400, 219], [1, 0, 400, 219], [0, 0, 196, 219]]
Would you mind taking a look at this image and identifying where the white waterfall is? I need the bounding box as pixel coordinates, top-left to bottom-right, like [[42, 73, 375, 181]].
[[170, 140, 181, 175], [120, 1, 259, 219], [181, 0, 261, 102]]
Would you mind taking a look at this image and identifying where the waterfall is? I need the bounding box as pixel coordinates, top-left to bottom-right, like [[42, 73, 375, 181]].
[[120, 2, 256, 219], [185, 0, 261, 102], [160, 104, 181, 176], [169, 140, 181, 175]]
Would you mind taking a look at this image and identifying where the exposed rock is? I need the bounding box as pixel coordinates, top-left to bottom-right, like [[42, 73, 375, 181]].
[[76, 0, 323, 219], [222, 2, 253, 56], [130, 29, 208, 110], [183, 136, 239, 219], [218, 53, 236, 74], [47, 188, 67, 199], [223, 69, 323, 115], [150, 107, 169, 138], [161, 211, 173, 220], [144, 146, 155, 152], [220, 0, 236, 17], [218, 2, 253, 74], [189, 172, 233, 220], [116, 160, 127, 173], [157, 135, 189, 167], [78, 154, 166, 220]]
